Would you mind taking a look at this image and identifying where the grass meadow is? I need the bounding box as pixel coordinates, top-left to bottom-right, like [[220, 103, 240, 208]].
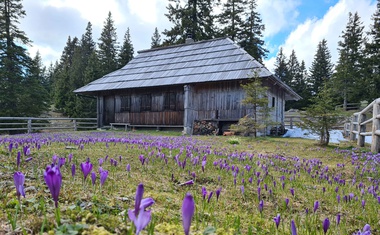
[[0, 130, 379, 234]]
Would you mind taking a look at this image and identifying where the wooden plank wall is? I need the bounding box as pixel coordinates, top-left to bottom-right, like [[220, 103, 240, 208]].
[[109, 85, 185, 125]]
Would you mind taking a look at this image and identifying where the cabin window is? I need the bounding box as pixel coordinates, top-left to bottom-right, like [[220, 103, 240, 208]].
[[272, 97, 276, 108], [164, 92, 176, 110], [120, 95, 131, 112], [141, 94, 151, 111]]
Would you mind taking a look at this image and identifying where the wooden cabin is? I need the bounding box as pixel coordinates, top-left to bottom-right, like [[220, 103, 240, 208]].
[[74, 37, 301, 135]]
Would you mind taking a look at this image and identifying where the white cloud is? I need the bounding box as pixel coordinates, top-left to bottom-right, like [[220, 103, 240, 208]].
[[128, 0, 160, 24], [42, 0, 125, 26], [264, 0, 376, 72], [257, 0, 302, 37]]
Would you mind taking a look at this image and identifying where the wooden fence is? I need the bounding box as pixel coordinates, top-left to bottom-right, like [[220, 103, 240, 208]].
[[284, 110, 304, 129], [344, 98, 380, 153], [0, 117, 97, 134]]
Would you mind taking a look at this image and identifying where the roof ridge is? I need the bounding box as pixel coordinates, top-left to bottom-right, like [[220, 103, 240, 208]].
[[137, 36, 231, 54]]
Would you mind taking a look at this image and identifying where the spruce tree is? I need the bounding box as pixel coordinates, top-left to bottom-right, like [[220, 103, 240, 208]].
[[98, 11, 118, 75], [239, 0, 267, 62], [309, 39, 334, 96], [163, 0, 219, 44], [217, 0, 247, 41], [274, 48, 289, 83], [0, 0, 34, 116], [151, 27, 162, 48], [119, 28, 134, 68], [364, 0, 380, 102], [332, 12, 365, 109]]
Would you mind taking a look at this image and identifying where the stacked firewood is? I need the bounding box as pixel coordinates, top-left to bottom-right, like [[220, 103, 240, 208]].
[[192, 120, 218, 135]]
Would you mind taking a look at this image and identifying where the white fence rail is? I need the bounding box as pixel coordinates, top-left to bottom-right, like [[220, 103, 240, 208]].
[[344, 98, 380, 153], [0, 117, 97, 134]]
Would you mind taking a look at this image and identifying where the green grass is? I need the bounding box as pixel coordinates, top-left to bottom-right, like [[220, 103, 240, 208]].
[[0, 131, 378, 234]]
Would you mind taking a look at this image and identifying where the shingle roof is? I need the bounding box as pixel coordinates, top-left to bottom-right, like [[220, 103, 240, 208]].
[[74, 37, 300, 100]]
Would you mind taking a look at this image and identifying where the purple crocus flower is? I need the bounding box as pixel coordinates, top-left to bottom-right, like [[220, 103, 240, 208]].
[[182, 193, 195, 235], [180, 180, 194, 186], [258, 200, 264, 213], [291, 220, 297, 235], [285, 198, 289, 207], [99, 158, 104, 166], [361, 199, 366, 209], [44, 164, 62, 208], [126, 164, 131, 172], [9, 143, 13, 152], [58, 157, 66, 168], [68, 153, 73, 163], [13, 172, 25, 201], [323, 218, 330, 234], [52, 155, 58, 165], [91, 172, 96, 186], [128, 183, 155, 235], [314, 200, 319, 213], [71, 164, 76, 177], [80, 160, 93, 180], [216, 187, 222, 201], [202, 187, 207, 200], [207, 191, 213, 203], [336, 214, 341, 225], [100, 170, 109, 187], [273, 214, 281, 229], [241, 185, 245, 195], [25, 157, 33, 162], [290, 188, 295, 196]]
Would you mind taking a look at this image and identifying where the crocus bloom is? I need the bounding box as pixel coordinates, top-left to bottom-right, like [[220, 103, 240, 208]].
[[180, 180, 194, 186], [100, 170, 109, 187], [44, 164, 62, 208], [290, 188, 295, 196], [207, 191, 213, 203], [202, 187, 207, 200], [361, 199, 365, 209], [128, 183, 155, 235], [323, 218, 330, 234], [80, 160, 93, 180], [91, 172, 96, 186], [216, 187, 222, 201], [273, 214, 281, 229], [68, 153, 73, 162], [126, 164, 131, 172], [13, 172, 25, 201], [182, 193, 195, 235], [336, 214, 341, 225], [71, 164, 76, 177], [291, 220, 297, 235], [285, 198, 289, 207], [314, 200, 319, 213], [259, 200, 264, 213], [99, 158, 104, 166], [25, 157, 33, 162]]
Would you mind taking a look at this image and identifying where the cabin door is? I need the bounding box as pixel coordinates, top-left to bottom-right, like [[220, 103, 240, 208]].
[[103, 96, 115, 125]]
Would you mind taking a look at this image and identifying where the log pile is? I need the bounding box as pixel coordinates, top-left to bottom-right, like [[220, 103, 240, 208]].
[[192, 120, 218, 135]]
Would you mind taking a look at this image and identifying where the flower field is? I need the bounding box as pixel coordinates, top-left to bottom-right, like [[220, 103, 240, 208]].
[[0, 131, 378, 234]]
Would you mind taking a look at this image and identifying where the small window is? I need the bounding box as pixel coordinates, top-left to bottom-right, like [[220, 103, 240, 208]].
[[141, 94, 151, 111], [164, 92, 176, 110], [120, 96, 131, 112], [272, 97, 276, 108]]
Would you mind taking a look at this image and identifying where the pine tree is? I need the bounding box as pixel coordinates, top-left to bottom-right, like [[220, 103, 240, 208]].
[[231, 71, 270, 137], [98, 11, 118, 74], [309, 39, 334, 96], [239, 0, 267, 62], [21, 52, 50, 116], [163, 0, 219, 45], [0, 0, 34, 116], [332, 12, 365, 109], [217, 0, 247, 41], [274, 48, 289, 83], [151, 27, 162, 48], [287, 60, 311, 110], [119, 28, 134, 67], [364, 0, 380, 102], [287, 50, 300, 88], [301, 83, 346, 146]]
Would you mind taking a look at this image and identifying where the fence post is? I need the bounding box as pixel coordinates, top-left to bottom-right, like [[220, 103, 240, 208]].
[[357, 113, 366, 147], [349, 115, 356, 141], [371, 101, 380, 153], [73, 120, 77, 131], [290, 117, 293, 129], [27, 119, 32, 134]]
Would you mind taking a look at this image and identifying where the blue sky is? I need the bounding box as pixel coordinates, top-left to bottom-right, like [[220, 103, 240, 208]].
[[20, 0, 377, 73]]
